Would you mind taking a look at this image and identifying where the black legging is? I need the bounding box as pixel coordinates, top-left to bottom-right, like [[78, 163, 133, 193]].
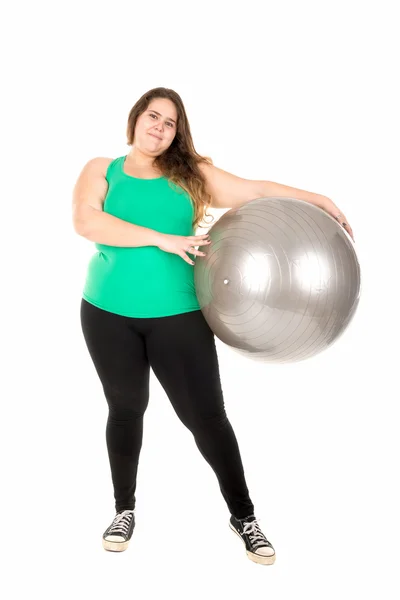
[[80, 298, 255, 519]]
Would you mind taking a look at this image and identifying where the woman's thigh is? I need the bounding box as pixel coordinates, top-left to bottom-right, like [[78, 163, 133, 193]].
[[80, 299, 150, 412], [145, 310, 225, 425]]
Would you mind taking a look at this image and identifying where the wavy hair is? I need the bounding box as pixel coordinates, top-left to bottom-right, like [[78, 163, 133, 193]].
[[126, 87, 215, 230]]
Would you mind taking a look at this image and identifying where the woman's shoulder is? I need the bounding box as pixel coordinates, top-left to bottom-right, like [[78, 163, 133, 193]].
[[89, 156, 119, 177]]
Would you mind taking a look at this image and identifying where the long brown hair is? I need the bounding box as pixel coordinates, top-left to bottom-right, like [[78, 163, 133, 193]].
[[126, 87, 215, 230]]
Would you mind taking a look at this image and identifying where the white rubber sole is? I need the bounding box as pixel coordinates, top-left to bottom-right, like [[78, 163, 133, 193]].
[[102, 538, 130, 552], [229, 522, 276, 565]]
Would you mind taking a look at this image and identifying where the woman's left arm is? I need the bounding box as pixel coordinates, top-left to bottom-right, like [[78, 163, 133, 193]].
[[199, 162, 354, 242]]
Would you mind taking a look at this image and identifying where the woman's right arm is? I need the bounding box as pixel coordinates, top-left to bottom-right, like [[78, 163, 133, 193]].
[[72, 157, 163, 248], [72, 157, 211, 263]]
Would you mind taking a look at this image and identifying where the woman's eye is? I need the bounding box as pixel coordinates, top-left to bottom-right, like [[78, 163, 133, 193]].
[[150, 114, 173, 127]]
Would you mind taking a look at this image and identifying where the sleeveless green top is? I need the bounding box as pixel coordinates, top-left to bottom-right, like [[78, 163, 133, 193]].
[[82, 155, 201, 318]]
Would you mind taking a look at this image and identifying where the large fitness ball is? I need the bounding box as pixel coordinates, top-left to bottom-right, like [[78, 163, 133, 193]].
[[194, 197, 361, 364]]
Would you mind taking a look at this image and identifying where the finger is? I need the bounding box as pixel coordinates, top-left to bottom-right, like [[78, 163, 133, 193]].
[[344, 224, 355, 242], [341, 222, 355, 241], [180, 252, 195, 265], [186, 240, 211, 249], [185, 246, 206, 256], [337, 217, 351, 235], [334, 214, 351, 232], [188, 234, 210, 240]]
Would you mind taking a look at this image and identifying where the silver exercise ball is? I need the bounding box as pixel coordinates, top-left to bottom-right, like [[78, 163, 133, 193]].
[[194, 197, 361, 364]]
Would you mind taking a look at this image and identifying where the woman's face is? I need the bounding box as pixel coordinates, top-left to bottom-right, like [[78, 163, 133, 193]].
[[134, 98, 178, 156]]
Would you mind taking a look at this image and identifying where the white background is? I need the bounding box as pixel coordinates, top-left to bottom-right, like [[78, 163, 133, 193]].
[[2, 0, 399, 598]]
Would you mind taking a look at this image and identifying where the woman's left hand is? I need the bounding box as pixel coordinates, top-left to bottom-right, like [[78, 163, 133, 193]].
[[323, 203, 355, 243]]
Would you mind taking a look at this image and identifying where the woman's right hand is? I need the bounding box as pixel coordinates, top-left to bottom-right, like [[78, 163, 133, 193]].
[[157, 233, 211, 265]]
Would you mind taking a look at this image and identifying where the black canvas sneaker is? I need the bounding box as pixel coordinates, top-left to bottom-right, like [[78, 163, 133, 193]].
[[229, 514, 276, 565], [102, 509, 135, 552]]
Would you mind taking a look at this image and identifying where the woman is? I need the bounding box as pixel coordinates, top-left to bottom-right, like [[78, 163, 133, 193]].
[[72, 87, 354, 565]]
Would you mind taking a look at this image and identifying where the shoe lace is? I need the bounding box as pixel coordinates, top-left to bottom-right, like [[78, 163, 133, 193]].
[[243, 518, 270, 549], [108, 510, 134, 535]]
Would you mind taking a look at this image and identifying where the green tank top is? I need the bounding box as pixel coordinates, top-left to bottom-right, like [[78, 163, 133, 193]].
[[82, 155, 201, 318]]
